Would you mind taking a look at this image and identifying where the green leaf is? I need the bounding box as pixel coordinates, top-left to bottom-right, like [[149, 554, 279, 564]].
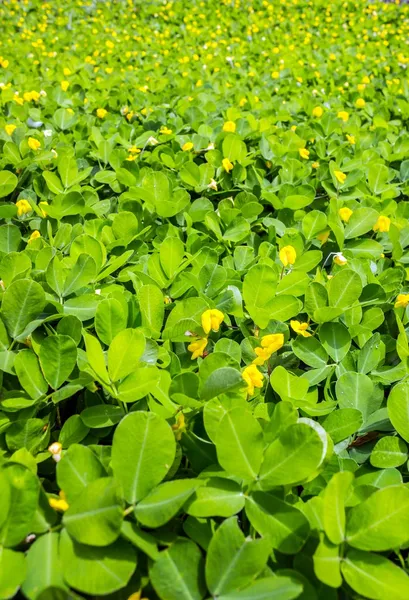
[[83, 331, 110, 386], [108, 328, 145, 382], [0, 547, 26, 599], [344, 207, 379, 239], [160, 237, 185, 278], [134, 479, 200, 528], [313, 536, 342, 589], [270, 366, 309, 403], [346, 485, 409, 551], [39, 335, 77, 390], [1, 279, 46, 339], [323, 471, 354, 544], [22, 533, 65, 600], [327, 269, 362, 309], [388, 380, 409, 442], [0, 171, 18, 198], [150, 538, 205, 600], [57, 444, 106, 503], [62, 254, 96, 297], [214, 407, 264, 480], [138, 284, 165, 337], [14, 349, 48, 399], [0, 464, 39, 548], [245, 492, 310, 554], [259, 421, 327, 488], [335, 371, 375, 420], [117, 365, 160, 402], [200, 367, 243, 401], [370, 436, 408, 468], [322, 408, 363, 443], [80, 404, 124, 428], [342, 549, 409, 600], [205, 517, 271, 596], [60, 529, 136, 595], [217, 577, 303, 600], [111, 411, 176, 504], [95, 298, 127, 345], [319, 322, 351, 362], [185, 477, 245, 518], [243, 263, 279, 328], [63, 477, 123, 546]]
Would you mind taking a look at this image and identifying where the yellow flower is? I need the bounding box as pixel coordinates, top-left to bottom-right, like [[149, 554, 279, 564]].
[[312, 161, 320, 169], [362, 76, 370, 84], [373, 215, 391, 233], [317, 231, 330, 245], [201, 309, 224, 334], [222, 158, 234, 173], [271, 71, 280, 79], [339, 207, 353, 222], [160, 126, 172, 135], [96, 108, 108, 119], [28, 230, 41, 243], [290, 125, 297, 132], [355, 98, 366, 108], [16, 199, 32, 216], [188, 337, 208, 360], [299, 148, 310, 159], [252, 347, 273, 365], [337, 111, 349, 122], [223, 121, 236, 133], [28, 137, 41, 151], [334, 170, 347, 184], [5, 124, 16, 136], [346, 134, 355, 145], [260, 333, 285, 352], [182, 142, 194, 151], [395, 294, 409, 309], [279, 245, 297, 267], [171, 413, 186, 441], [242, 364, 263, 396], [312, 106, 323, 118], [63, 68, 71, 76], [333, 253, 348, 266], [329, 53, 336, 61], [48, 441, 62, 455], [239, 98, 247, 107], [49, 491, 69, 512], [290, 320, 311, 337], [61, 80, 69, 91]]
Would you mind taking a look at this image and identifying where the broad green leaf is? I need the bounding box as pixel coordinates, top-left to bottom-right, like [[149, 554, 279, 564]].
[[313, 535, 342, 589], [185, 477, 245, 518], [22, 533, 65, 600], [14, 349, 48, 399], [95, 298, 127, 345], [117, 365, 160, 402], [335, 372, 375, 420], [323, 471, 354, 544], [60, 529, 136, 595], [319, 322, 351, 362], [1, 279, 46, 339], [62, 254, 96, 297], [215, 407, 264, 481], [342, 549, 409, 600], [150, 539, 205, 600], [63, 477, 123, 546], [83, 332, 110, 386], [0, 547, 26, 599], [327, 269, 362, 309], [388, 380, 409, 442], [370, 436, 408, 468], [0, 171, 18, 198], [346, 485, 409, 551], [0, 464, 39, 548], [108, 328, 145, 382], [111, 411, 176, 504], [39, 335, 77, 390], [56, 444, 106, 503], [217, 577, 303, 600], [205, 517, 271, 596], [138, 284, 165, 338], [134, 479, 200, 528]]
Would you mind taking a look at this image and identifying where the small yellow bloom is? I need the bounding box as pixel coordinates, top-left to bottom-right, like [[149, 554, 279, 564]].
[[239, 98, 247, 107], [333, 253, 348, 266], [48, 442, 62, 455], [223, 121, 236, 133], [337, 111, 349, 122], [291, 125, 297, 132], [222, 158, 234, 173], [49, 491, 69, 512], [16, 199, 32, 217], [346, 134, 356, 145], [208, 179, 218, 191], [312, 161, 320, 169], [271, 71, 280, 79], [312, 106, 323, 118], [329, 53, 336, 61], [61, 80, 69, 91], [334, 170, 347, 184], [362, 76, 370, 84], [252, 347, 273, 366], [339, 207, 353, 222], [171, 413, 186, 441], [5, 124, 16, 136], [28, 137, 41, 151], [299, 148, 310, 159], [63, 68, 71, 76], [96, 108, 108, 119], [160, 126, 172, 135], [317, 230, 330, 245], [201, 309, 224, 334], [395, 294, 409, 309], [279, 245, 297, 267], [290, 320, 311, 337], [182, 142, 194, 151], [188, 337, 208, 360], [260, 333, 285, 352], [373, 215, 391, 233], [355, 98, 366, 108], [242, 364, 264, 396], [28, 230, 41, 243]]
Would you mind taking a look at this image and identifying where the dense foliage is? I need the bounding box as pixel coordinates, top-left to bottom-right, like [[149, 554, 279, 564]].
[[1, 0, 409, 598]]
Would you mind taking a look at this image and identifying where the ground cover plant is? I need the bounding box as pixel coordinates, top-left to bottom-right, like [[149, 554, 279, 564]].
[[1, 0, 409, 598]]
